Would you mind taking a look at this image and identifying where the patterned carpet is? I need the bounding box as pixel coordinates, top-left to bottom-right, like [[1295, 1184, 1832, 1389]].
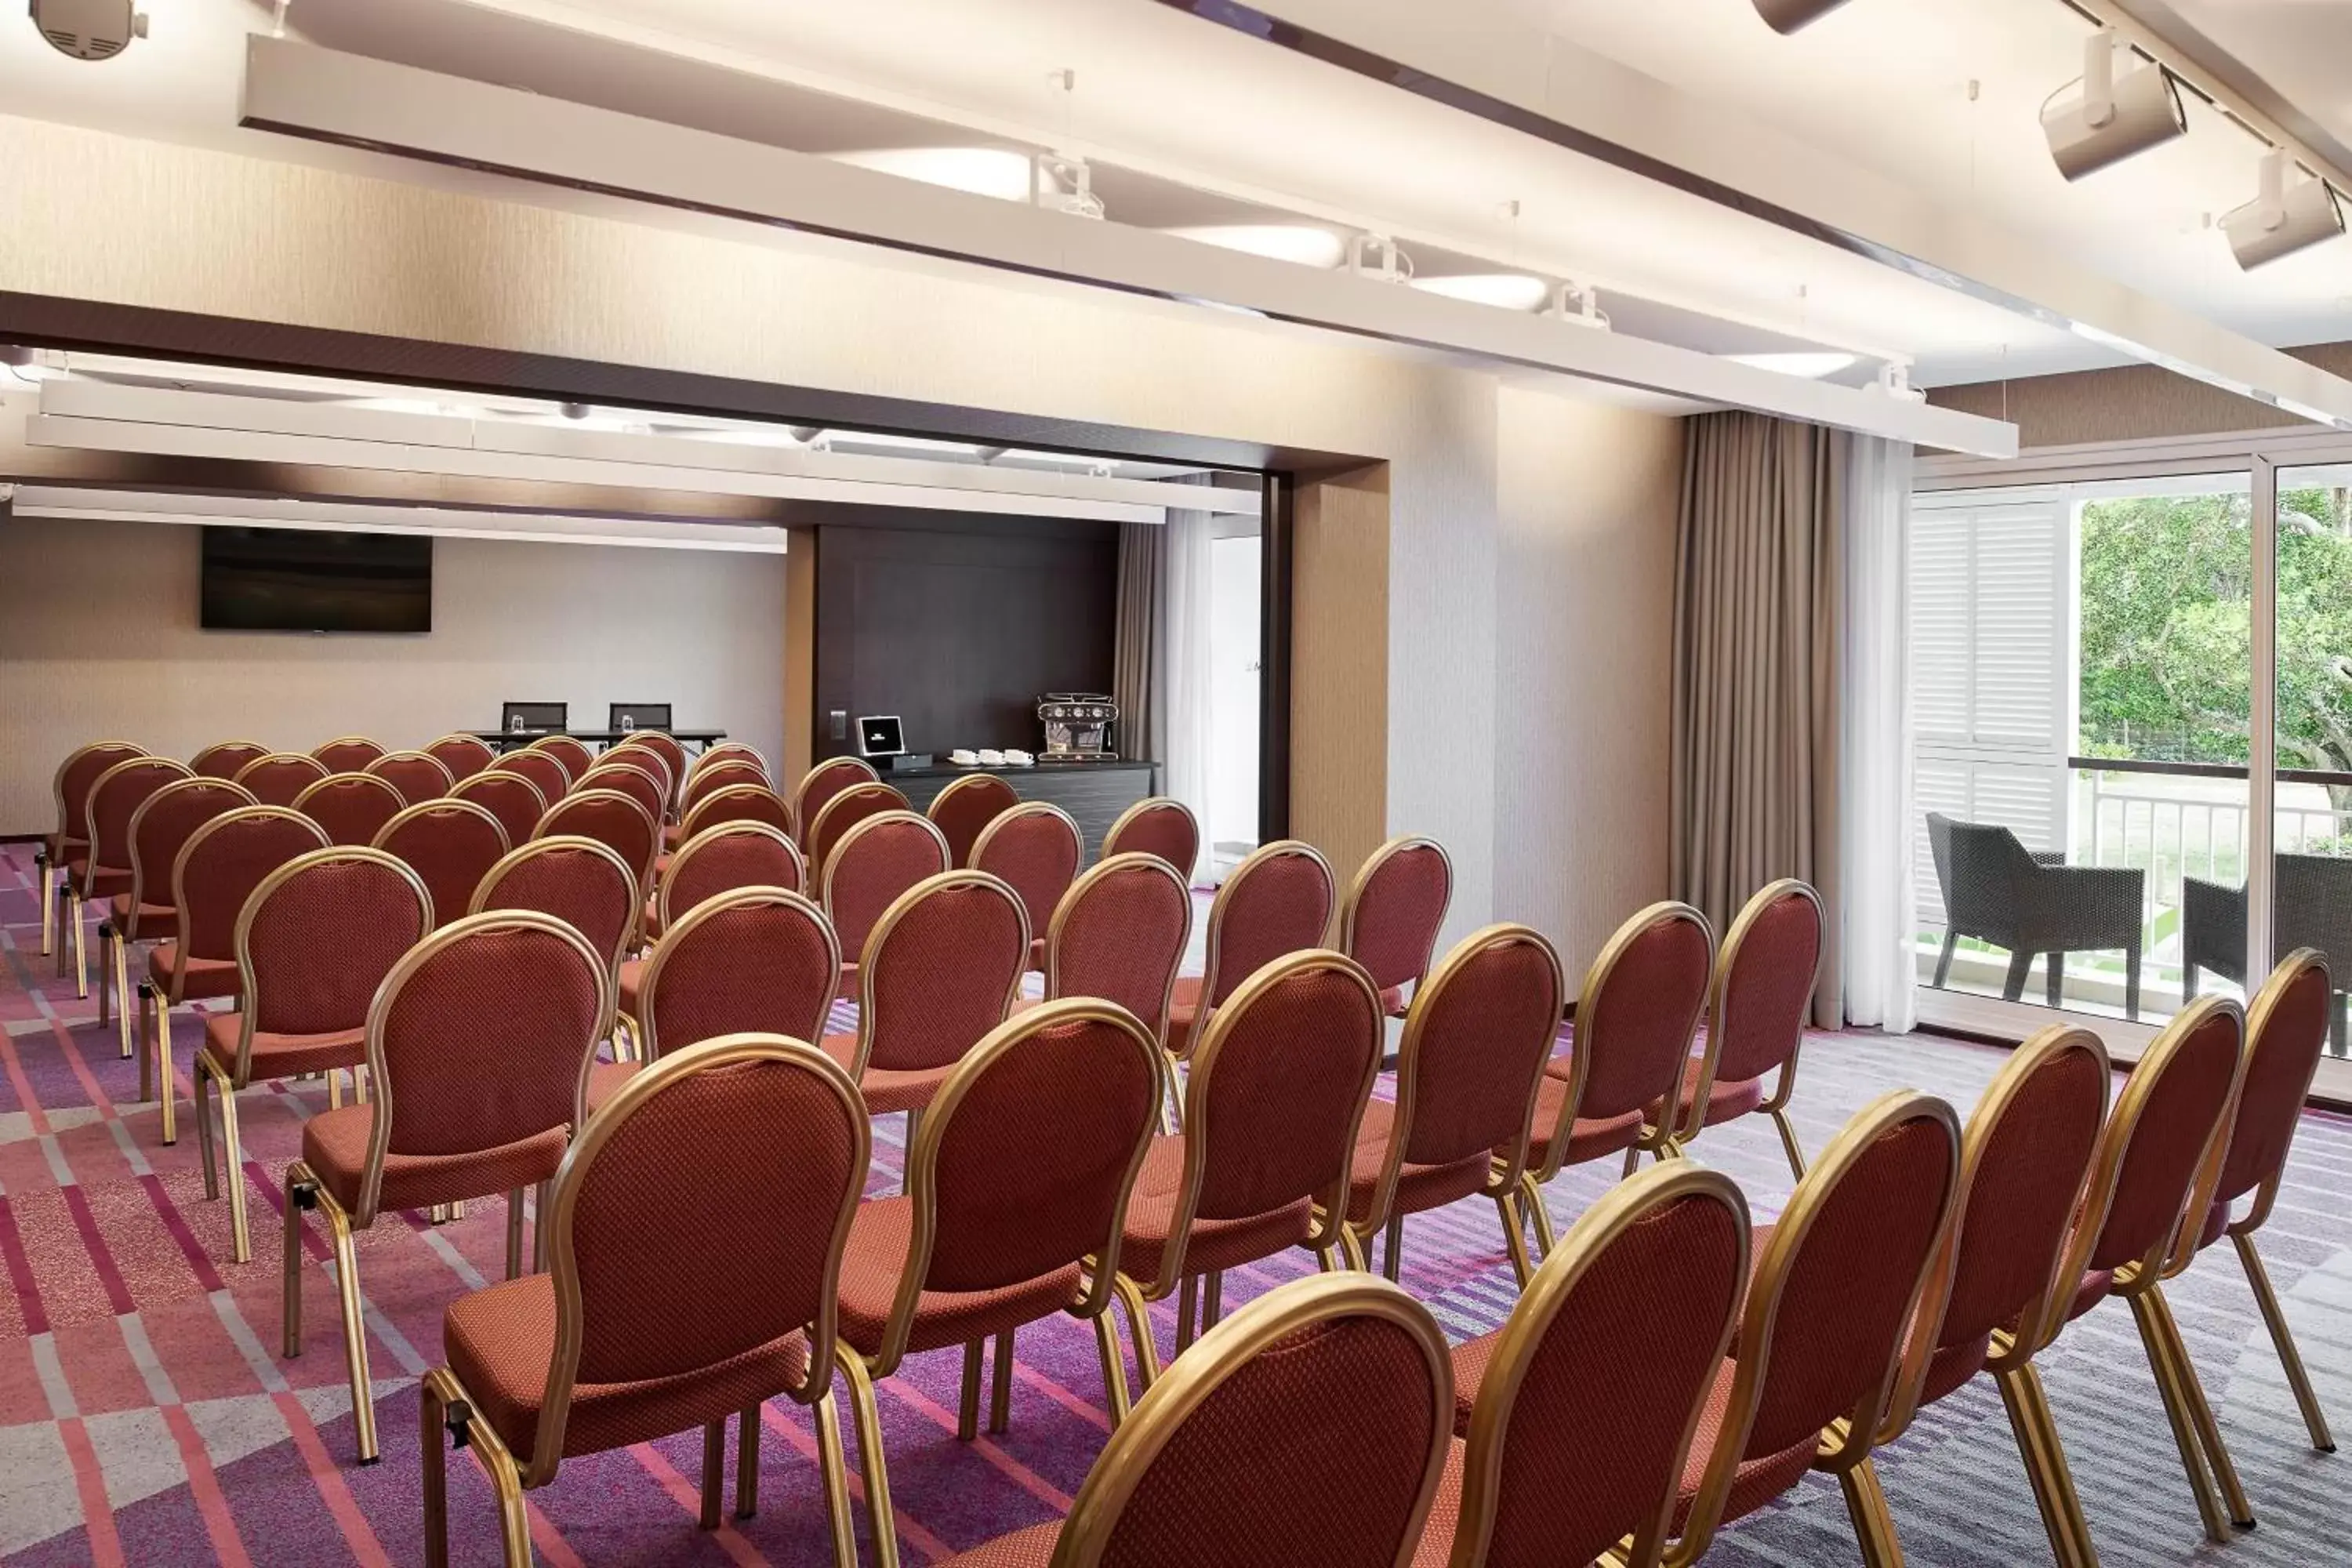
[[2, 838, 2348, 1566]]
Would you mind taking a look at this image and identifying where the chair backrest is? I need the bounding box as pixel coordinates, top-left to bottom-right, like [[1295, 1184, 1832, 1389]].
[[874, 1000, 1161, 1372], [170, 808, 330, 974], [681, 758, 771, 818], [528, 1036, 866, 1486], [528, 733, 595, 782], [1925, 812, 2038, 934], [926, 772, 1022, 867], [656, 821, 804, 932], [2211, 950, 2332, 1229], [677, 782, 795, 844], [86, 757, 195, 883], [234, 751, 331, 808], [691, 742, 770, 784], [1045, 852, 1195, 1039], [424, 733, 498, 783], [576, 761, 666, 826], [469, 836, 642, 975], [972, 802, 1083, 951], [372, 799, 513, 929], [1550, 902, 1714, 1143], [1675, 1091, 1962, 1559], [1452, 1166, 1750, 1568], [1053, 1273, 1452, 1568], [125, 777, 256, 934], [1340, 837, 1454, 999], [2271, 855, 2352, 960], [53, 742, 148, 845], [615, 730, 688, 811], [356, 910, 612, 1226], [447, 769, 548, 851], [807, 779, 909, 873], [852, 871, 1029, 1076], [535, 789, 660, 893], [637, 890, 840, 1062], [363, 750, 456, 806], [597, 742, 674, 807], [492, 748, 572, 804], [1189, 840, 1338, 1045], [1880, 1026, 2110, 1440], [294, 771, 408, 848], [1102, 796, 1200, 880], [792, 756, 880, 849], [823, 811, 951, 967], [189, 740, 269, 781], [1152, 952, 1384, 1291], [310, 735, 386, 772], [1385, 926, 1566, 1200], [227, 847, 432, 1086]]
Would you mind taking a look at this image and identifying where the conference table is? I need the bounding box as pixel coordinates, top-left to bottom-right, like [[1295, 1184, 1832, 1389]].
[[470, 729, 728, 754]]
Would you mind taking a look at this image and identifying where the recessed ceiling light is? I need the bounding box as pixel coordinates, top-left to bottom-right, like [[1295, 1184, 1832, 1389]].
[[1162, 224, 1349, 270], [1726, 351, 1861, 379], [830, 147, 1036, 203], [1409, 273, 1552, 311]]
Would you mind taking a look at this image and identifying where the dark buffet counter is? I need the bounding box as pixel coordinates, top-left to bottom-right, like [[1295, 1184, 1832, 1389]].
[[880, 758, 1159, 861]]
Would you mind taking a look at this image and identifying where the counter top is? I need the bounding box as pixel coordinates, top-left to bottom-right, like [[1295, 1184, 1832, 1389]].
[[879, 757, 1158, 781]]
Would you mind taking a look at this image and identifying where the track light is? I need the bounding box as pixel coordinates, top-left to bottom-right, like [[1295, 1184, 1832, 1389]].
[[2042, 31, 2185, 181], [1751, 0, 1853, 34], [1346, 234, 1412, 283], [2224, 151, 2345, 270]]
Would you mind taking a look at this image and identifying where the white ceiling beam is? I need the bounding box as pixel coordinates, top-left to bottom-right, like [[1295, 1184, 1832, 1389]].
[[235, 36, 2018, 456]]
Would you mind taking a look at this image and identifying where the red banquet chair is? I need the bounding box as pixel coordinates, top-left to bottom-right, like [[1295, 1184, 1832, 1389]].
[[1673, 879, 1824, 1178], [491, 747, 572, 805], [837, 1000, 1163, 1563], [1034, 851, 1195, 1041], [822, 811, 950, 991], [141, 807, 329, 1146], [285, 909, 612, 1463], [1843, 1024, 2111, 1568], [310, 735, 385, 773], [644, 818, 803, 942], [536, 789, 660, 896], [294, 771, 407, 848], [807, 779, 909, 879], [233, 750, 330, 809], [1425, 1163, 1750, 1568], [528, 732, 595, 782], [423, 1035, 871, 1568], [793, 756, 880, 851], [1340, 836, 1454, 1017], [671, 783, 795, 862], [364, 749, 456, 806], [189, 739, 270, 782], [598, 739, 674, 805], [447, 769, 547, 853], [38, 740, 147, 969], [1110, 952, 1386, 1397], [687, 742, 769, 791], [1517, 902, 1715, 1260], [196, 847, 433, 1263], [577, 760, 666, 829], [424, 732, 497, 783], [926, 772, 1021, 868], [105, 775, 256, 1061], [1102, 795, 1200, 881], [615, 728, 689, 804], [672, 760, 775, 848], [372, 799, 512, 928], [823, 869, 1028, 1120], [593, 888, 840, 1115], [1347, 924, 1566, 1288], [470, 836, 641, 979], [935, 1272, 1454, 1568], [1167, 839, 1337, 1064], [974, 802, 1083, 971], [84, 756, 194, 1020]]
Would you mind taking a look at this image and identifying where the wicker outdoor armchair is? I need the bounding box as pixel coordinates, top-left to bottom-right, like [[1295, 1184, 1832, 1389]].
[[1926, 812, 2144, 1019], [2183, 851, 2352, 1054]]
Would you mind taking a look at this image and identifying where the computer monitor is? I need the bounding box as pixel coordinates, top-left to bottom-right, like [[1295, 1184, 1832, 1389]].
[[608, 702, 672, 734], [857, 715, 906, 757], [501, 702, 568, 735]]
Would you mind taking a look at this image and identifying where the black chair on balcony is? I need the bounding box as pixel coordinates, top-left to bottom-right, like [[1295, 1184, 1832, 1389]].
[[1926, 811, 2144, 1019], [2183, 852, 2352, 1055]]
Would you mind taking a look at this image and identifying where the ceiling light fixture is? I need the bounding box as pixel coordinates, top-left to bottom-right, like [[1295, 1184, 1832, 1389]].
[[2223, 151, 2346, 270], [1550, 281, 1611, 331], [1751, 0, 1853, 35], [1726, 350, 1859, 379], [830, 146, 1037, 203], [2042, 30, 2185, 181], [1161, 224, 1349, 270], [1, 346, 54, 386], [1409, 273, 1551, 311], [1347, 233, 1413, 283]]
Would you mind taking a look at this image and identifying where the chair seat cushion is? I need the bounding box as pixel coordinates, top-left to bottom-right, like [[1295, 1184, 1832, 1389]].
[[819, 1034, 955, 1116], [148, 942, 240, 1001], [583, 1060, 639, 1116], [1523, 1074, 1647, 1171], [82, 864, 132, 899], [201, 1012, 368, 1084], [301, 1104, 569, 1217], [1345, 1099, 1490, 1227], [1672, 1057, 1769, 1130], [445, 1272, 809, 1465], [935, 1523, 1063, 1568], [836, 1196, 1083, 1360], [1117, 1135, 1314, 1288], [641, 897, 662, 941], [107, 895, 176, 939], [1167, 975, 1206, 1049], [1918, 1331, 1993, 1409], [2062, 1266, 2116, 1325], [2196, 1196, 2231, 1253], [1379, 983, 1410, 1018], [617, 957, 646, 1015], [1450, 1328, 1499, 1435]]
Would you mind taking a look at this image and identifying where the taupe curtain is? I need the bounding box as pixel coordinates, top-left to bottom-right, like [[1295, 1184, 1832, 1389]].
[[1669, 411, 1847, 1025], [1112, 522, 1165, 765]]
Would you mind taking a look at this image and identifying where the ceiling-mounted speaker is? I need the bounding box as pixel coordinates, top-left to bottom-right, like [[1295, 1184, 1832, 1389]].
[[28, 0, 147, 59], [2042, 32, 2186, 181], [2223, 152, 2345, 270], [1752, 0, 1854, 34]]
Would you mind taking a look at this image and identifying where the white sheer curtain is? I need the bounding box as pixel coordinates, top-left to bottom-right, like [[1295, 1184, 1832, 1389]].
[[1840, 433, 1918, 1031], [1160, 503, 1218, 884]]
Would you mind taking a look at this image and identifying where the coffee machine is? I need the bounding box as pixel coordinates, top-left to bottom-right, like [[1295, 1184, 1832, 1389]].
[[1036, 693, 1117, 759]]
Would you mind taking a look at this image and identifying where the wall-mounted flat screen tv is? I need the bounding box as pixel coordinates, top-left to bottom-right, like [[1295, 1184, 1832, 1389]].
[[200, 526, 433, 633]]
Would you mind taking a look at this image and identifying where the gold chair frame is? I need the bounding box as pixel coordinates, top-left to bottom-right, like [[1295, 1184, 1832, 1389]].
[[1040, 851, 1196, 1042], [372, 797, 514, 925], [972, 800, 1084, 960], [1170, 838, 1338, 1073], [189, 739, 270, 780], [468, 834, 643, 977], [86, 757, 195, 1040], [654, 820, 806, 933], [448, 768, 550, 845], [292, 771, 408, 844], [837, 867, 1028, 1083], [232, 750, 332, 808], [926, 772, 1023, 865], [806, 780, 913, 877], [364, 750, 458, 804], [820, 811, 953, 970], [630, 887, 840, 1065], [424, 733, 499, 779], [310, 735, 387, 769], [39, 740, 147, 975], [535, 788, 662, 895], [792, 757, 882, 850], [112, 776, 257, 1065], [1337, 834, 1456, 1012], [1101, 794, 1200, 876], [1674, 878, 1825, 1178], [677, 782, 797, 846]]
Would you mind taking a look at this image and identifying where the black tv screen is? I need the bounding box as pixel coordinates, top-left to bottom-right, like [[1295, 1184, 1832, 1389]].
[[200, 527, 432, 633]]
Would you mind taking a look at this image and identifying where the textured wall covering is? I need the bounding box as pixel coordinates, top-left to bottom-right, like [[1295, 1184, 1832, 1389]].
[[1928, 342, 2352, 448], [0, 516, 786, 833]]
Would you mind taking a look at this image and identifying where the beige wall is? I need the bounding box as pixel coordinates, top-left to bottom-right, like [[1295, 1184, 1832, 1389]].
[[0, 515, 786, 832], [1929, 341, 2352, 448]]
